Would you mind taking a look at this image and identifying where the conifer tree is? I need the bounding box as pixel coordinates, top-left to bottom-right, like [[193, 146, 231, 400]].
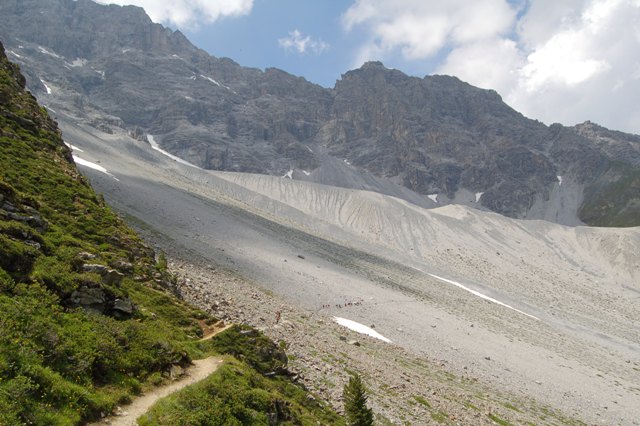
[[343, 373, 374, 426]]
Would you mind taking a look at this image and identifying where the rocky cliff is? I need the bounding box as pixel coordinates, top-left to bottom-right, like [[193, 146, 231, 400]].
[[1, 0, 639, 226]]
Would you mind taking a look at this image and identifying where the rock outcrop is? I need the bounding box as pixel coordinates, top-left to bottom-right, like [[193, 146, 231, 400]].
[[1, 0, 639, 225]]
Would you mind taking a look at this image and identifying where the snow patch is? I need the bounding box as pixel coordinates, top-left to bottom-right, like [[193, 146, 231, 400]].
[[199, 74, 235, 92], [189, 75, 197, 81], [200, 74, 221, 86], [333, 317, 392, 343], [45, 106, 57, 114], [343, 159, 351, 166], [37, 46, 62, 59], [475, 192, 484, 203], [68, 58, 87, 67], [147, 135, 200, 169], [73, 155, 119, 181], [427, 273, 539, 321], [557, 175, 563, 186], [64, 142, 84, 152], [40, 79, 52, 95], [283, 169, 293, 179], [306, 146, 313, 153], [428, 194, 438, 203], [302, 170, 311, 176], [8, 50, 22, 59]]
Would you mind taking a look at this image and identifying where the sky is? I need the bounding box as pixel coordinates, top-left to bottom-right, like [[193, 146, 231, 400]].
[[103, 0, 640, 135]]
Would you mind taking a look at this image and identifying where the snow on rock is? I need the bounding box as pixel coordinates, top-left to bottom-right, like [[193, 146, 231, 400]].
[[37, 46, 62, 59], [200, 74, 221, 87], [306, 146, 313, 153], [64, 142, 84, 152], [68, 58, 87, 67], [428, 194, 438, 203], [333, 317, 392, 343], [283, 169, 293, 179], [198, 74, 235, 93], [73, 155, 119, 181], [475, 192, 484, 203], [343, 159, 351, 166], [302, 170, 311, 176], [147, 135, 200, 169], [557, 175, 563, 186], [426, 272, 539, 321], [40, 79, 52, 95], [8, 50, 22, 59]]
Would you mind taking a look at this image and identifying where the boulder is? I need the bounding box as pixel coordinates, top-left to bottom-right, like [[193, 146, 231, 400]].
[[83, 263, 109, 274], [112, 297, 134, 318], [70, 286, 106, 313], [102, 269, 124, 286]]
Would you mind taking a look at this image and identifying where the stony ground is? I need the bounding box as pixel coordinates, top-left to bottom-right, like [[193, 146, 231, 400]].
[[169, 257, 584, 426], [63, 121, 639, 425]]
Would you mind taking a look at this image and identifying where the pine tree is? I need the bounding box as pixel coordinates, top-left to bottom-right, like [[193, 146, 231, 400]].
[[343, 373, 374, 426]]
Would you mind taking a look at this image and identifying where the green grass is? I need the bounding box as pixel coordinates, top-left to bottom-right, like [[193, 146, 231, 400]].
[[413, 395, 431, 408], [0, 44, 340, 425], [139, 357, 343, 426], [430, 411, 450, 424], [488, 413, 512, 426], [502, 402, 521, 412]]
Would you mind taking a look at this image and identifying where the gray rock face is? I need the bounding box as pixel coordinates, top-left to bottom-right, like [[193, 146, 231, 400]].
[[70, 286, 106, 313], [1, 0, 639, 225]]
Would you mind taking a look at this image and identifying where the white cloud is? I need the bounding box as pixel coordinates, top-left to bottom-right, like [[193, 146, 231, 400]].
[[344, 0, 640, 134], [278, 30, 329, 55], [343, 0, 516, 63], [101, 0, 253, 27]]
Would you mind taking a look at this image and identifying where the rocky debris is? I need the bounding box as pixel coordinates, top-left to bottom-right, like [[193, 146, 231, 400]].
[[83, 263, 109, 274], [68, 282, 135, 318], [111, 259, 134, 273], [169, 259, 550, 426]]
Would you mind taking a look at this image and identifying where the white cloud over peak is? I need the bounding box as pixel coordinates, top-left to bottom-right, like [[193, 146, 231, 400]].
[[343, 0, 516, 61], [344, 0, 640, 134], [278, 30, 329, 55], [102, 0, 253, 27]]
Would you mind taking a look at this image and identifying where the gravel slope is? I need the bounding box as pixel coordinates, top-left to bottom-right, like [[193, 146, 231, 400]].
[[60, 118, 640, 425]]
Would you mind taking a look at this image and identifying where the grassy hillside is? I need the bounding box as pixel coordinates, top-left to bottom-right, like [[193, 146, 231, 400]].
[[0, 41, 339, 425]]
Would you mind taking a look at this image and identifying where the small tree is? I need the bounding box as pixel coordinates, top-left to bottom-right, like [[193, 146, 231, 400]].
[[343, 373, 374, 426]]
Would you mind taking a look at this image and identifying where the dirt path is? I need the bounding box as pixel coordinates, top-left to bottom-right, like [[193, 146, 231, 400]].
[[198, 320, 234, 341], [91, 357, 224, 426]]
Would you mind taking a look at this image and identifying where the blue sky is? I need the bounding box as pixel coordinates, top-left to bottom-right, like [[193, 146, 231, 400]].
[[105, 0, 640, 135], [182, 0, 356, 88]]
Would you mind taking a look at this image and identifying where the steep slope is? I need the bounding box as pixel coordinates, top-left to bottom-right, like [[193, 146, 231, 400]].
[[57, 109, 640, 424], [2, 0, 640, 226], [0, 42, 340, 425]]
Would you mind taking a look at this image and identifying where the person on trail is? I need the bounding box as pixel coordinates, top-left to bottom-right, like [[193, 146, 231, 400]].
[[275, 310, 281, 323]]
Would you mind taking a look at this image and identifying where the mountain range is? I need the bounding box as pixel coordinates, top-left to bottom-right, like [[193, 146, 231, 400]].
[[1, 0, 639, 227], [2, 1, 640, 424]]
